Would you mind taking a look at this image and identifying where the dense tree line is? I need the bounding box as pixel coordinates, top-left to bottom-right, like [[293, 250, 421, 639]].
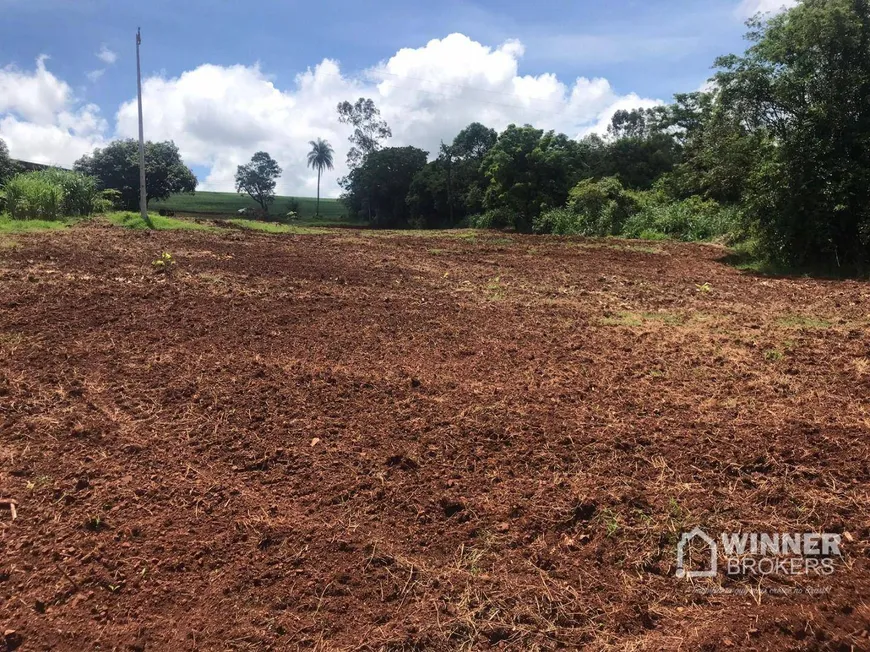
[[340, 0, 870, 272]]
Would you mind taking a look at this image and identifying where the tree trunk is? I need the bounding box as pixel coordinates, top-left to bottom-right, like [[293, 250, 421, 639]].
[[317, 168, 321, 216]]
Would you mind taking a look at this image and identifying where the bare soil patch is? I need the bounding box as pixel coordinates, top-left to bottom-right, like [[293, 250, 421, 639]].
[[1, 226, 868, 650]]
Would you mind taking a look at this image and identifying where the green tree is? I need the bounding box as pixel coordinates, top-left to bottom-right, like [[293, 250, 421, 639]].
[[407, 159, 450, 229], [342, 146, 427, 227], [235, 152, 282, 214], [714, 0, 870, 269], [306, 138, 335, 216], [74, 140, 197, 211], [451, 122, 497, 161], [666, 101, 762, 204], [0, 137, 15, 187], [595, 106, 682, 189], [482, 124, 582, 231], [596, 133, 680, 190], [607, 107, 669, 140], [337, 98, 392, 169], [406, 124, 497, 229]]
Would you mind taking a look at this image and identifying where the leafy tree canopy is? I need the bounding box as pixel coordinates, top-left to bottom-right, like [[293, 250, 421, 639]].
[[482, 124, 584, 231], [235, 151, 282, 214], [713, 0, 870, 269], [342, 146, 427, 227], [337, 98, 392, 170], [451, 122, 497, 161], [74, 139, 197, 211], [0, 137, 15, 187], [307, 138, 335, 216]]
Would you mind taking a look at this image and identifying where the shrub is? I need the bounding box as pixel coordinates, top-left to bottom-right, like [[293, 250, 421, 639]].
[[623, 195, 744, 242], [532, 208, 577, 235], [533, 177, 639, 236], [5, 173, 65, 221], [568, 177, 639, 236], [467, 210, 514, 230], [99, 189, 124, 211]]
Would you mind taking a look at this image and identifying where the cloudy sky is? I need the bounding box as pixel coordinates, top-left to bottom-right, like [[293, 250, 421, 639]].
[[0, 0, 795, 198]]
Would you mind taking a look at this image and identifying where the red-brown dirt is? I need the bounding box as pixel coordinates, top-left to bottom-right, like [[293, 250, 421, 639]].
[[1, 224, 868, 651]]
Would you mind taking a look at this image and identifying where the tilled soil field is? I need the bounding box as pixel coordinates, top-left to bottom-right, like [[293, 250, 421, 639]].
[[1, 224, 868, 651]]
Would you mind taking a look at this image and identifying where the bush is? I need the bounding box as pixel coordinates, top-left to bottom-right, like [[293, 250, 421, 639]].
[[467, 210, 514, 230], [5, 173, 65, 221], [99, 189, 124, 211], [533, 177, 639, 236], [532, 208, 578, 235], [623, 195, 744, 242]]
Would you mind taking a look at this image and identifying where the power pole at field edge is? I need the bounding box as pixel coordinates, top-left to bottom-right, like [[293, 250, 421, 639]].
[[136, 27, 151, 227]]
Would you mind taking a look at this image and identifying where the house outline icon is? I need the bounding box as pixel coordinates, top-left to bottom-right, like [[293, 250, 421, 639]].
[[676, 527, 717, 578]]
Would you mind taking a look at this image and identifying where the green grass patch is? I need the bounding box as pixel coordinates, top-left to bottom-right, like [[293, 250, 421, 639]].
[[0, 214, 78, 233], [777, 315, 832, 329], [601, 312, 644, 327], [764, 348, 784, 361], [151, 191, 350, 221], [641, 311, 684, 325], [568, 241, 665, 255], [485, 276, 505, 301], [227, 219, 327, 235], [105, 212, 214, 231], [601, 311, 684, 327]]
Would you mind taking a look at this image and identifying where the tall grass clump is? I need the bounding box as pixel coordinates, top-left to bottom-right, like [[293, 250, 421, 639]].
[[39, 169, 98, 216], [5, 173, 65, 221], [4, 169, 98, 221]]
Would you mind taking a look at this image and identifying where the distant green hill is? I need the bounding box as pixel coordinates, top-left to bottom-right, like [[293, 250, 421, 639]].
[[151, 191, 349, 221]]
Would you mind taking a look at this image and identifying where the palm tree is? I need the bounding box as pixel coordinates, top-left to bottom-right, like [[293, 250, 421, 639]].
[[306, 138, 334, 216]]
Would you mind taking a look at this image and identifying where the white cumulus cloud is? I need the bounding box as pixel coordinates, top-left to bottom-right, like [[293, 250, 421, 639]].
[[115, 59, 359, 196], [116, 33, 660, 197], [2, 34, 660, 195], [0, 55, 70, 124], [0, 56, 108, 166]]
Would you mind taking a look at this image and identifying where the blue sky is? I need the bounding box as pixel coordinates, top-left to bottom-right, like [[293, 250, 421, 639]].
[[0, 0, 788, 195]]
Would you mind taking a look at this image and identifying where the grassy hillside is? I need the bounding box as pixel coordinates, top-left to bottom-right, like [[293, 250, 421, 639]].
[[151, 191, 349, 221]]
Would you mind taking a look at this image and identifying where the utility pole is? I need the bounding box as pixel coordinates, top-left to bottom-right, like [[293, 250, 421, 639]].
[[136, 27, 150, 226]]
